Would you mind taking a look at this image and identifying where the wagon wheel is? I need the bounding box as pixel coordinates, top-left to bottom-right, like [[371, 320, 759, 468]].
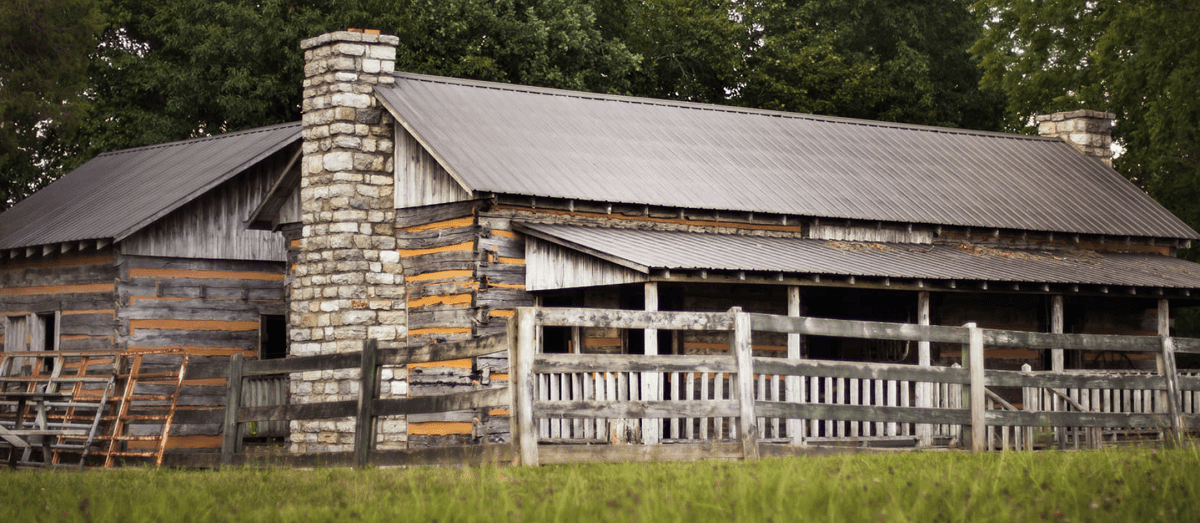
[[1086, 351, 1135, 370]]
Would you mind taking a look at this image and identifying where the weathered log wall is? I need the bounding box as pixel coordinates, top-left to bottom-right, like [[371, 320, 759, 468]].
[[116, 254, 287, 448], [0, 249, 118, 353]]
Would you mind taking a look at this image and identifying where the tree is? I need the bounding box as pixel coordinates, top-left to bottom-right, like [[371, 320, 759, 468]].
[[0, 0, 103, 210], [972, 0, 1200, 245], [737, 0, 1005, 130], [595, 0, 748, 104], [391, 0, 639, 93], [79, 0, 639, 162]]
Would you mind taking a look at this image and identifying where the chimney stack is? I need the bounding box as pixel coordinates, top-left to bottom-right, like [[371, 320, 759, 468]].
[[1034, 110, 1116, 166], [290, 30, 405, 453]]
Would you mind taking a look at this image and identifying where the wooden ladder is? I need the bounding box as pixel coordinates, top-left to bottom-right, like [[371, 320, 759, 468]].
[[0, 352, 119, 468], [97, 351, 189, 467], [49, 354, 119, 468]]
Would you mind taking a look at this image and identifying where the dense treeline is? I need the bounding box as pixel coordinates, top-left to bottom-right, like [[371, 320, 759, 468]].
[[1, 0, 1197, 258], [1, 0, 1002, 209]]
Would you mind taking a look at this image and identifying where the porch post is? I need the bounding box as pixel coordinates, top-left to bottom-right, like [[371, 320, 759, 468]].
[[512, 307, 538, 466], [1050, 295, 1064, 448], [732, 308, 760, 460], [643, 282, 660, 444], [786, 286, 805, 445], [916, 291, 931, 447], [1157, 299, 1176, 440], [964, 323, 986, 452]]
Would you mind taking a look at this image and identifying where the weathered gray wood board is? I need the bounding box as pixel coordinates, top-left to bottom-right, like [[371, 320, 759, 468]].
[[121, 149, 290, 262]]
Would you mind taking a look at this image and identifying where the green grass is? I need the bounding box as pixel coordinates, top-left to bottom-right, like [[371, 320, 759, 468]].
[[3, 447, 1198, 522]]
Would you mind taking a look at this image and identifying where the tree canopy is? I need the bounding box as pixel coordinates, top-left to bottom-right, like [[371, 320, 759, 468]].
[[6, 0, 1007, 208], [972, 0, 1200, 254], [0, 0, 102, 210]]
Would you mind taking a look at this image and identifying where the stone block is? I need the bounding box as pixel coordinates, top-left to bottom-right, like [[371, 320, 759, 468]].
[[333, 42, 366, 56], [323, 151, 353, 172]]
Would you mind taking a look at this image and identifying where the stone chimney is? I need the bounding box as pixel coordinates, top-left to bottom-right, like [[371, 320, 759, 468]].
[[290, 30, 406, 453], [1034, 110, 1116, 166]]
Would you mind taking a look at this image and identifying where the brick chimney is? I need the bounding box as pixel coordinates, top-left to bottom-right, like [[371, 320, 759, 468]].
[[1034, 110, 1116, 166], [290, 30, 406, 453]]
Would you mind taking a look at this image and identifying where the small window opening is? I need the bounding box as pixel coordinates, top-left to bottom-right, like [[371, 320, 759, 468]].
[[36, 313, 57, 372], [260, 315, 287, 360]]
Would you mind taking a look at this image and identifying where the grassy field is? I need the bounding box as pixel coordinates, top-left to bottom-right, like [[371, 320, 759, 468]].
[[2, 447, 1198, 522]]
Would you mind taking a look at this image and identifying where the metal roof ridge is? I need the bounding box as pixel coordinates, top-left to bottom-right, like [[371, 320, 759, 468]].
[[93, 121, 302, 159], [391, 72, 1050, 143]]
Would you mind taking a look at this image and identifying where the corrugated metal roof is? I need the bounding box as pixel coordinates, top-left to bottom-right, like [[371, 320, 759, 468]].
[[520, 223, 1200, 290], [378, 73, 1198, 240], [0, 122, 301, 250]]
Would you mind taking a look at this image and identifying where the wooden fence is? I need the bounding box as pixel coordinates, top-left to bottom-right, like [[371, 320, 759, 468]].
[[204, 306, 1200, 468], [510, 307, 1200, 465], [212, 335, 513, 468]]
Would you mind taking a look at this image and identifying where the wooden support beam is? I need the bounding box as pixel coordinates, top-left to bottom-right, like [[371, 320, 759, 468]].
[[786, 287, 804, 446], [1157, 299, 1174, 442], [221, 353, 245, 467], [512, 308, 538, 466], [1051, 294, 1064, 449], [965, 323, 985, 452], [732, 309, 759, 460], [917, 291, 932, 447], [354, 339, 379, 467], [642, 282, 660, 445]]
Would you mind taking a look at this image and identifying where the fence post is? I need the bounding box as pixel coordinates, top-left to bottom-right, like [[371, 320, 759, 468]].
[[786, 287, 805, 446], [512, 307, 539, 466], [220, 353, 244, 466], [916, 291, 932, 447], [354, 339, 379, 467], [1161, 336, 1184, 443], [961, 323, 986, 452], [732, 308, 760, 460], [642, 281, 660, 445]]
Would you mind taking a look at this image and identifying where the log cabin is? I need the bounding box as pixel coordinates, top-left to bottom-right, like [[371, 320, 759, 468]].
[[243, 30, 1200, 452], [0, 122, 300, 455]]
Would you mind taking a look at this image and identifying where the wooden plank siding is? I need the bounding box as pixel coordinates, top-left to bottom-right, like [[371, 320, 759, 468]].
[[0, 249, 119, 352], [394, 126, 471, 209], [120, 146, 291, 262]]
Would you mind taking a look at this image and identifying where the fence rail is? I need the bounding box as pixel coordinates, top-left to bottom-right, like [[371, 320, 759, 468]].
[[510, 307, 1200, 465], [216, 334, 511, 468], [206, 306, 1200, 468]]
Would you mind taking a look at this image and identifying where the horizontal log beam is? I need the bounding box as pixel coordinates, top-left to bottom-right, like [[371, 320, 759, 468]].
[[750, 314, 966, 343], [239, 400, 356, 422], [757, 402, 970, 426], [753, 357, 970, 384], [534, 400, 738, 420], [989, 410, 1174, 428], [985, 369, 1168, 390], [535, 307, 733, 331], [537, 442, 743, 464], [373, 387, 508, 417], [377, 333, 509, 365], [534, 354, 736, 374]]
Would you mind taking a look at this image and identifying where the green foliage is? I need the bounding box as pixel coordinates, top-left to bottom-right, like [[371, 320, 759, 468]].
[[2, 0, 1006, 207], [389, 0, 639, 94], [0, 0, 103, 210], [596, 0, 748, 103], [972, 0, 1200, 252], [2, 448, 1199, 522], [738, 0, 1006, 129]]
